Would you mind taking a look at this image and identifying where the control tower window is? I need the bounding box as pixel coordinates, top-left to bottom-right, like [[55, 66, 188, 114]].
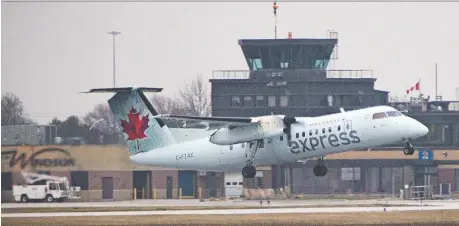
[[249, 58, 263, 71], [313, 59, 329, 70], [231, 96, 241, 107]]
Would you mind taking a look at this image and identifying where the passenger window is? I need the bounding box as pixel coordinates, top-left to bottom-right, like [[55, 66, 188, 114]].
[[315, 129, 318, 135], [338, 125, 341, 131], [296, 133, 299, 138], [328, 127, 332, 133], [322, 128, 325, 134], [280, 136, 283, 141], [372, 112, 388, 119], [309, 130, 312, 136], [302, 132, 305, 137]]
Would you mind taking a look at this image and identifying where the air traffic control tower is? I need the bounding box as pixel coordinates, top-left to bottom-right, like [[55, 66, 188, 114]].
[[210, 31, 389, 118]]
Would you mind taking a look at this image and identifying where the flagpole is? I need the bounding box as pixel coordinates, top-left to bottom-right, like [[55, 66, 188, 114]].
[[273, 1, 278, 39]]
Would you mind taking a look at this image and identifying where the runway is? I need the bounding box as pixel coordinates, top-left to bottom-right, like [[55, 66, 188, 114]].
[[3, 200, 459, 218]]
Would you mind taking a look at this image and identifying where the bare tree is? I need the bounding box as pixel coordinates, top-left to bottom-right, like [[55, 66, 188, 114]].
[[1, 92, 34, 125], [151, 94, 187, 115], [178, 74, 211, 116], [82, 104, 119, 134]]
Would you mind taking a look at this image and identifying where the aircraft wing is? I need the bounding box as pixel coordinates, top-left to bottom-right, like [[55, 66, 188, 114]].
[[153, 114, 255, 128]]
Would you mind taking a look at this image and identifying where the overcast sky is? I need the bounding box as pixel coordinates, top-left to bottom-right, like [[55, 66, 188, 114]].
[[2, 2, 459, 124]]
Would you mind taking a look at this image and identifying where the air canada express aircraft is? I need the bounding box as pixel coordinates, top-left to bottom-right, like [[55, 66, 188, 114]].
[[82, 87, 429, 178]]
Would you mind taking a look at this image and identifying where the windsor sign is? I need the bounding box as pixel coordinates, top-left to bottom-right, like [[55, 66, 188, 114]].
[[1, 147, 76, 170]]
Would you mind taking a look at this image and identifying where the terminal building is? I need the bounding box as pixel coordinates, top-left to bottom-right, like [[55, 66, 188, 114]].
[[2, 32, 459, 202]]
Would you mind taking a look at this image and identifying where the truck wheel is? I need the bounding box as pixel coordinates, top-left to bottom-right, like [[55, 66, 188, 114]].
[[46, 195, 54, 203], [21, 195, 29, 203]]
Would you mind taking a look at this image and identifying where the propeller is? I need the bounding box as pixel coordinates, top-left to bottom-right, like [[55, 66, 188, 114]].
[[282, 116, 298, 142]]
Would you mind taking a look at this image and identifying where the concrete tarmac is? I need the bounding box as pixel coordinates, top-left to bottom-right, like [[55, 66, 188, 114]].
[[3, 198, 457, 208], [2, 199, 459, 218], [3, 202, 459, 218]]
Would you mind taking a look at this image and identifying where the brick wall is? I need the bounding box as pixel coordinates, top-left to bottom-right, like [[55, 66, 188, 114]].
[[88, 171, 132, 190]]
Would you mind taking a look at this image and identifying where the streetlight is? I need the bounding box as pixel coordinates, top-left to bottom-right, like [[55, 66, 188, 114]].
[[108, 31, 121, 87]]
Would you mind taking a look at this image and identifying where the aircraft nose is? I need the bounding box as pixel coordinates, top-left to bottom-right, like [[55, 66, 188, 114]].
[[419, 123, 429, 136]]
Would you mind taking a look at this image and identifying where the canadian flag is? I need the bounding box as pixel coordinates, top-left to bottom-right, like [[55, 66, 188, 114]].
[[406, 82, 420, 95]]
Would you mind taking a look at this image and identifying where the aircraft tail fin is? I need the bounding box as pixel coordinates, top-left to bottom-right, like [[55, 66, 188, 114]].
[[81, 87, 176, 155]]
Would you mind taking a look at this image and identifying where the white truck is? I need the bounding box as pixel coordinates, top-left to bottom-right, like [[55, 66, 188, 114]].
[[13, 172, 81, 203]]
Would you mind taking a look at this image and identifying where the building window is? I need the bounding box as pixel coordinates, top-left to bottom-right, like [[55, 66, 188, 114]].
[[231, 96, 241, 107], [243, 96, 252, 107], [1, 172, 12, 191], [71, 171, 89, 190], [280, 96, 289, 107], [256, 96, 265, 107], [268, 96, 276, 107]]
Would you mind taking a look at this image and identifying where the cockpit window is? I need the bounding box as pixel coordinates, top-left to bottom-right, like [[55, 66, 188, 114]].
[[386, 111, 403, 117], [372, 112, 387, 119]]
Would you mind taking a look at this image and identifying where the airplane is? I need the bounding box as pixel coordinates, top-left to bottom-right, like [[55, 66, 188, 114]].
[[81, 87, 429, 178]]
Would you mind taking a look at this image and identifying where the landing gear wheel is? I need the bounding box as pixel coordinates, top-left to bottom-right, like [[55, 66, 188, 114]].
[[313, 164, 328, 177], [242, 165, 257, 178], [403, 141, 415, 155]]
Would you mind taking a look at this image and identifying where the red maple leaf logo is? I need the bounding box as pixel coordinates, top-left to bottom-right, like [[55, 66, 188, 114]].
[[120, 106, 149, 141]]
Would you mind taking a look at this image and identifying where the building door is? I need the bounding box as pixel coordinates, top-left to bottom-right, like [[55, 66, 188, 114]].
[[166, 176, 173, 199], [102, 177, 113, 200]]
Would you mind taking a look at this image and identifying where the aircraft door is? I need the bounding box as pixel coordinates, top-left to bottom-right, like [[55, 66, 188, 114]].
[[218, 145, 232, 168], [343, 120, 353, 132]]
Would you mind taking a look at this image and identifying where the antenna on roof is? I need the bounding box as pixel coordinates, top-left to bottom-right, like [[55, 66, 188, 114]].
[[273, 1, 278, 39]]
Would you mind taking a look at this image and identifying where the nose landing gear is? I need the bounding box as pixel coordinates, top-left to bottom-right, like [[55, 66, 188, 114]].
[[313, 157, 328, 177], [403, 141, 415, 155]]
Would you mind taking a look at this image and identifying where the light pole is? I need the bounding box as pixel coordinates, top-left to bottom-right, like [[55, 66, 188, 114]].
[[108, 31, 121, 87]]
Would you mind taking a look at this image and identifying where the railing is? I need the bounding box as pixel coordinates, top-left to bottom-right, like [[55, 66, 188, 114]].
[[212, 70, 250, 79], [212, 69, 374, 79]]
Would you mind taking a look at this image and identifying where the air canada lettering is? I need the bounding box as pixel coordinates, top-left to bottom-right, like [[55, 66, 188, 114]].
[[1, 148, 76, 169], [289, 130, 361, 154]]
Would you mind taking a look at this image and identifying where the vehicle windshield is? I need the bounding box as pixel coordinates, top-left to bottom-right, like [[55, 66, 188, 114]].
[[386, 111, 404, 117], [59, 182, 68, 191]]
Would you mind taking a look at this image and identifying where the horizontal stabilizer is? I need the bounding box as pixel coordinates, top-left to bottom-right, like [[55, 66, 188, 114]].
[[79, 87, 163, 93]]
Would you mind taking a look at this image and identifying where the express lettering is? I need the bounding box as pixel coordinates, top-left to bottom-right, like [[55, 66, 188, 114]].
[[1, 148, 76, 169], [176, 153, 194, 161], [289, 130, 361, 154]]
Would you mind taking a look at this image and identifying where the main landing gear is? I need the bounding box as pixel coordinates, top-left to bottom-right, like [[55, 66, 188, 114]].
[[403, 140, 415, 155], [313, 157, 328, 177], [242, 140, 263, 179]]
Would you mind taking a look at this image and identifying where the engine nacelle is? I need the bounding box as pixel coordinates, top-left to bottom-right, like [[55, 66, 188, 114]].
[[209, 115, 285, 145]]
